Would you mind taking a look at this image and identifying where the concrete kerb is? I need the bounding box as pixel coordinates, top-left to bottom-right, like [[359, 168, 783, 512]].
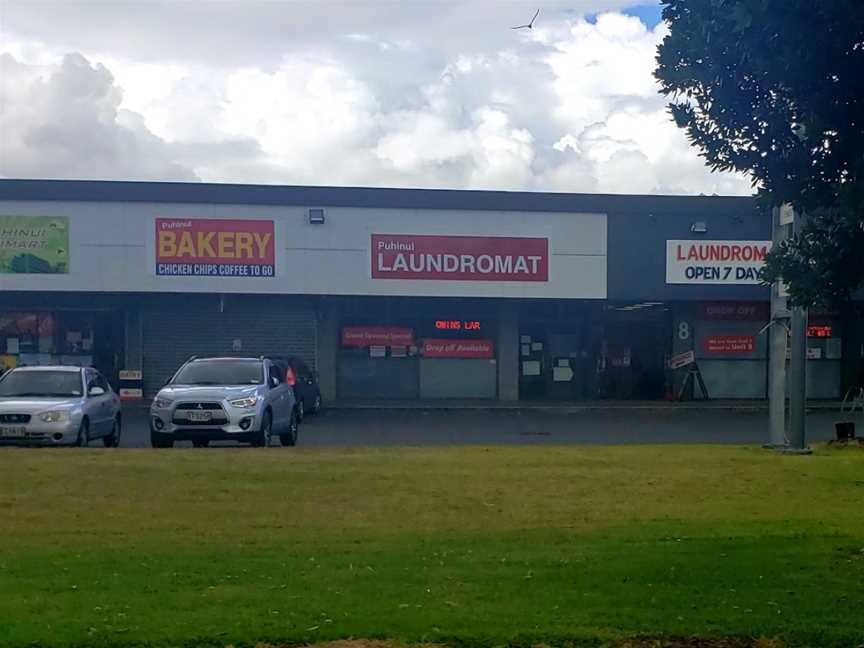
[[324, 400, 845, 414], [121, 399, 846, 415]]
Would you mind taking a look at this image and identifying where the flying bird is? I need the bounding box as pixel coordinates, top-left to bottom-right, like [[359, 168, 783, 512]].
[[511, 8, 540, 30]]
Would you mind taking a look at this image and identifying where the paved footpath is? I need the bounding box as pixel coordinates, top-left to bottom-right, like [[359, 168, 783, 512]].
[[115, 405, 846, 448]]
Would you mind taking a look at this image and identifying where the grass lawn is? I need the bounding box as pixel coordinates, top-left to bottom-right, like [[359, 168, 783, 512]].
[[1, 445, 863, 648]]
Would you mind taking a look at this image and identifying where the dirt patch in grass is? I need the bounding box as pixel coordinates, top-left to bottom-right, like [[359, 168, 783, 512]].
[[615, 638, 787, 647], [254, 638, 793, 648]]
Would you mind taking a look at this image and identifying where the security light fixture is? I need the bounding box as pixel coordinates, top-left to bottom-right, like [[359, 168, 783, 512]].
[[309, 208, 325, 225], [690, 221, 708, 234]]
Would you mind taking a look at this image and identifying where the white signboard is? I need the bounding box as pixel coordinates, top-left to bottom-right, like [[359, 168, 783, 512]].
[[670, 350, 695, 369], [0, 200, 607, 300], [666, 240, 772, 285]]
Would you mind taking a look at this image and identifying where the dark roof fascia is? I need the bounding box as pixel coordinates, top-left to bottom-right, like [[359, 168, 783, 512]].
[[0, 179, 758, 217]]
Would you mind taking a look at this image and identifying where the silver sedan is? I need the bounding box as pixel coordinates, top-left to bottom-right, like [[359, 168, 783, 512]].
[[0, 366, 122, 447]]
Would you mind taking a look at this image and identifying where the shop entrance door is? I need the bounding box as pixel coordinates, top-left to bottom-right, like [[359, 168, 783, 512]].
[[92, 311, 125, 389], [602, 305, 672, 400]]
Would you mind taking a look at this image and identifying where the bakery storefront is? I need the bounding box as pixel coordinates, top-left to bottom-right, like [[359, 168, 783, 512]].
[[0, 308, 124, 381]]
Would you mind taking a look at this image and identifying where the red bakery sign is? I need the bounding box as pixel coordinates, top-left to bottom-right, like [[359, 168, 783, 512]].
[[422, 339, 495, 359], [703, 335, 756, 354], [341, 327, 414, 347], [372, 234, 548, 282]]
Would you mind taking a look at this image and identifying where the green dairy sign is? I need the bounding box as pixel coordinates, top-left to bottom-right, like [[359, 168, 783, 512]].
[[0, 216, 69, 274]]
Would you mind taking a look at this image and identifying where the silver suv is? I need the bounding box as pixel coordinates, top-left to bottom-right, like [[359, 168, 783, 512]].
[[149, 357, 298, 448]]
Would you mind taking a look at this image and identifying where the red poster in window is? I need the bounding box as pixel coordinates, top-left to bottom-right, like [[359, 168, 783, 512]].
[[703, 335, 755, 354], [341, 327, 414, 348], [422, 339, 495, 359], [698, 302, 769, 321]]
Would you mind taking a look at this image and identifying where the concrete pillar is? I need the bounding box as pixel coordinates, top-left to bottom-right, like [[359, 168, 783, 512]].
[[839, 304, 859, 395], [768, 206, 790, 448], [671, 303, 695, 399], [123, 301, 143, 371], [497, 300, 519, 401], [316, 299, 339, 403]]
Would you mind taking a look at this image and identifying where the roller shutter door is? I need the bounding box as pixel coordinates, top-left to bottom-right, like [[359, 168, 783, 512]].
[[142, 294, 316, 396], [336, 356, 419, 400]]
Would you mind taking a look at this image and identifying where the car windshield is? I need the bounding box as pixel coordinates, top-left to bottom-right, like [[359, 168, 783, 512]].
[[171, 360, 263, 386], [0, 370, 83, 398]]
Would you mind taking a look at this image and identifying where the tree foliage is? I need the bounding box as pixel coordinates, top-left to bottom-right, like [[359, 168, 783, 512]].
[[655, 0, 864, 306]]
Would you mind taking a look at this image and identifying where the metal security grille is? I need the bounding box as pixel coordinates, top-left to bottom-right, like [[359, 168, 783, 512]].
[[175, 402, 224, 410], [0, 414, 31, 423], [141, 294, 317, 397]]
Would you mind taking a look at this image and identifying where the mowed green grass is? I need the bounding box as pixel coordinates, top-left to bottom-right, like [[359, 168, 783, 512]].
[[1, 445, 863, 648]]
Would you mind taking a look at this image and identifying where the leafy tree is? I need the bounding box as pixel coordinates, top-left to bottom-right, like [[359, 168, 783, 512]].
[[655, 0, 864, 306]]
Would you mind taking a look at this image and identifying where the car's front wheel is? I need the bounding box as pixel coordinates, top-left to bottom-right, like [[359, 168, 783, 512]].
[[103, 417, 121, 448], [279, 411, 298, 447], [252, 410, 272, 447]]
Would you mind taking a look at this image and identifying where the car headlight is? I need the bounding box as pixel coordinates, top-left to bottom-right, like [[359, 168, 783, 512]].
[[152, 397, 174, 409], [229, 396, 260, 409], [40, 411, 70, 423]]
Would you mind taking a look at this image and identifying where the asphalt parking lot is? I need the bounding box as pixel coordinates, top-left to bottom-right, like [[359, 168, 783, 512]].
[[105, 405, 844, 448]]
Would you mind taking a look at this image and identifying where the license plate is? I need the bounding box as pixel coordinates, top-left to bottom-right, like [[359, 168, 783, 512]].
[[0, 426, 26, 437], [188, 411, 211, 422]]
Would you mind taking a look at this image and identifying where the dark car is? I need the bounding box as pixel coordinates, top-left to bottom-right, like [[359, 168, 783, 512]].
[[274, 357, 322, 421]]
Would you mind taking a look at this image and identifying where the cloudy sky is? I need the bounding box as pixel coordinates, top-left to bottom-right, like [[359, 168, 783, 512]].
[[0, 0, 752, 195]]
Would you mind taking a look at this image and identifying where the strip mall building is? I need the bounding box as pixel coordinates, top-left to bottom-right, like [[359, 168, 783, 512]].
[[0, 179, 855, 402]]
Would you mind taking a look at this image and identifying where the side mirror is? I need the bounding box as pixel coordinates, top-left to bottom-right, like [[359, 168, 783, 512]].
[[89, 386, 106, 397]]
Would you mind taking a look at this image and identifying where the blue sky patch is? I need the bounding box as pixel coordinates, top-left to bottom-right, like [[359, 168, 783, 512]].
[[622, 2, 664, 29]]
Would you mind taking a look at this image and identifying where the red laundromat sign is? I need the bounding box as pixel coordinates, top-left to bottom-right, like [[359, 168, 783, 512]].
[[703, 335, 756, 354], [341, 327, 415, 347], [371, 234, 549, 282], [422, 339, 495, 359]]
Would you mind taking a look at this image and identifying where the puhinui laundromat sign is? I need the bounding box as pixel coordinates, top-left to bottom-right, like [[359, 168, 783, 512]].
[[666, 240, 771, 285]]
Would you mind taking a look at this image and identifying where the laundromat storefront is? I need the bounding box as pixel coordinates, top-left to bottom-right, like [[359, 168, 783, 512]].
[[336, 299, 499, 400]]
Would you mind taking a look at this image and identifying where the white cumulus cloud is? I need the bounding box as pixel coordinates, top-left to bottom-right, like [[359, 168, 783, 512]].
[[0, 2, 753, 196]]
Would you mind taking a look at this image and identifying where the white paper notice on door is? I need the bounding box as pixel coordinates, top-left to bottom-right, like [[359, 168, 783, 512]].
[[522, 360, 541, 376], [553, 366, 574, 382]]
